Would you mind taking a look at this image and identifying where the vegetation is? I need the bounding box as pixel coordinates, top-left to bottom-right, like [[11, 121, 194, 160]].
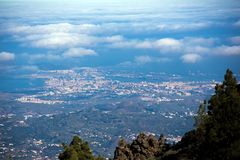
[[162, 69, 240, 160], [59, 136, 104, 160], [59, 69, 240, 160]]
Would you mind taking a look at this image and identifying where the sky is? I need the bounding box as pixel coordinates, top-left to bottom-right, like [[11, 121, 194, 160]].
[[0, 0, 240, 75]]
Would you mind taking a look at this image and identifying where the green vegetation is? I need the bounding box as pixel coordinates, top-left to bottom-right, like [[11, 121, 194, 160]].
[[59, 69, 240, 160], [59, 136, 104, 160], [163, 69, 240, 159]]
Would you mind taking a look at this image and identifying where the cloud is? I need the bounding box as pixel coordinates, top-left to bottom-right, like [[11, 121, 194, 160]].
[[118, 61, 133, 66], [154, 38, 182, 52], [181, 54, 201, 63], [134, 55, 152, 64], [0, 52, 15, 61], [111, 37, 217, 54], [155, 38, 181, 47], [229, 36, 240, 44], [5, 23, 100, 35], [16, 32, 96, 49], [25, 53, 61, 61], [183, 37, 216, 47], [111, 38, 182, 53], [0, 0, 239, 71], [214, 45, 240, 55], [0, 0, 235, 32], [134, 55, 171, 64], [1, 22, 212, 41], [20, 65, 39, 71], [234, 20, 240, 27], [103, 35, 124, 43], [2, 21, 239, 66], [185, 46, 211, 55], [109, 36, 240, 59], [34, 33, 95, 49], [63, 48, 97, 58], [0, 22, 230, 56], [110, 40, 139, 48], [156, 22, 210, 31], [3, 23, 100, 49], [4, 23, 128, 49]]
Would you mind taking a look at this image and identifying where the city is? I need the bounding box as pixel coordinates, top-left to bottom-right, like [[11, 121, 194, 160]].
[[0, 68, 218, 159]]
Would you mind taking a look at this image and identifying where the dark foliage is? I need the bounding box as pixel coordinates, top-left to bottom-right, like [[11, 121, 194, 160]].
[[165, 69, 240, 160], [59, 136, 104, 160]]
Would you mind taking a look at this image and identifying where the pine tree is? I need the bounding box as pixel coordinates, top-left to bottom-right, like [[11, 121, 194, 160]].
[[59, 136, 96, 160], [170, 69, 240, 160], [193, 69, 240, 159]]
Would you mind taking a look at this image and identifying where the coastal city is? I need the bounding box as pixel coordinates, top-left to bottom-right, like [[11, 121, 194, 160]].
[[0, 68, 219, 159], [16, 68, 216, 105]]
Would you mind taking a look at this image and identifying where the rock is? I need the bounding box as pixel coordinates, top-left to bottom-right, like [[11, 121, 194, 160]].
[[113, 133, 168, 160]]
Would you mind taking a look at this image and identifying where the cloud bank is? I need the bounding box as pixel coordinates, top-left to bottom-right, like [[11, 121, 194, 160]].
[[0, 52, 15, 61], [0, 0, 239, 71], [181, 54, 201, 63], [63, 48, 97, 58]]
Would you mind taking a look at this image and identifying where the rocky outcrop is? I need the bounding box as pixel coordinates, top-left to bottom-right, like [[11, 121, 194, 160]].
[[113, 133, 169, 160]]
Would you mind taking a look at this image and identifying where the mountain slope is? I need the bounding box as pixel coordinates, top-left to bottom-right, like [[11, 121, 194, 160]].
[[59, 69, 240, 160]]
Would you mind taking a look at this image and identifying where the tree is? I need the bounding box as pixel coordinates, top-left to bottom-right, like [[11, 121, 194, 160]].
[[194, 100, 207, 128], [59, 136, 101, 160], [178, 69, 240, 159], [203, 69, 240, 159]]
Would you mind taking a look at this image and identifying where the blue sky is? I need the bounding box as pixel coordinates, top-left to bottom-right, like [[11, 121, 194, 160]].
[[0, 0, 240, 75]]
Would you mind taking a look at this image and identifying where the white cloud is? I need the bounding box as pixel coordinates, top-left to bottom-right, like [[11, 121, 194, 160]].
[[111, 37, 216, 54], [20, 65, 39, 71], [36, 33, 93, 49], [4, 23, 100, 49], [63, 48, 97, 58], [181, 54, 201, 63], [154, 38, 182, 52], [0, 52, 15, 61], [103, 35, 124, 43], [134, 41, 152, 48], [111, 38, 182, 53], [134, 55, 152, 64], [134, 55, 171, 64], [183, 37, 216, 47], [156, 22, 210, 31], [2, 22, 240, 63], [135, 38, 182, 51], [111, 36, 240, 59], [6, 23, 100, 35], [185, 46, 211, 55], [110, 40, 139, 48], [18, 32, 96, 49], [214, 45, 240, 55], [118, 61, 133, 66], [154, 38, 181, 47], [2, 22, 207, 39], [229, 36, 240, 44], [26, 53, 61, 61], [5, 23, 128, 49]]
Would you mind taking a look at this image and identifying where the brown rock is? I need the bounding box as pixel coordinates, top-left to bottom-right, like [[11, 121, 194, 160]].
[[113, 133, 168, 160]]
